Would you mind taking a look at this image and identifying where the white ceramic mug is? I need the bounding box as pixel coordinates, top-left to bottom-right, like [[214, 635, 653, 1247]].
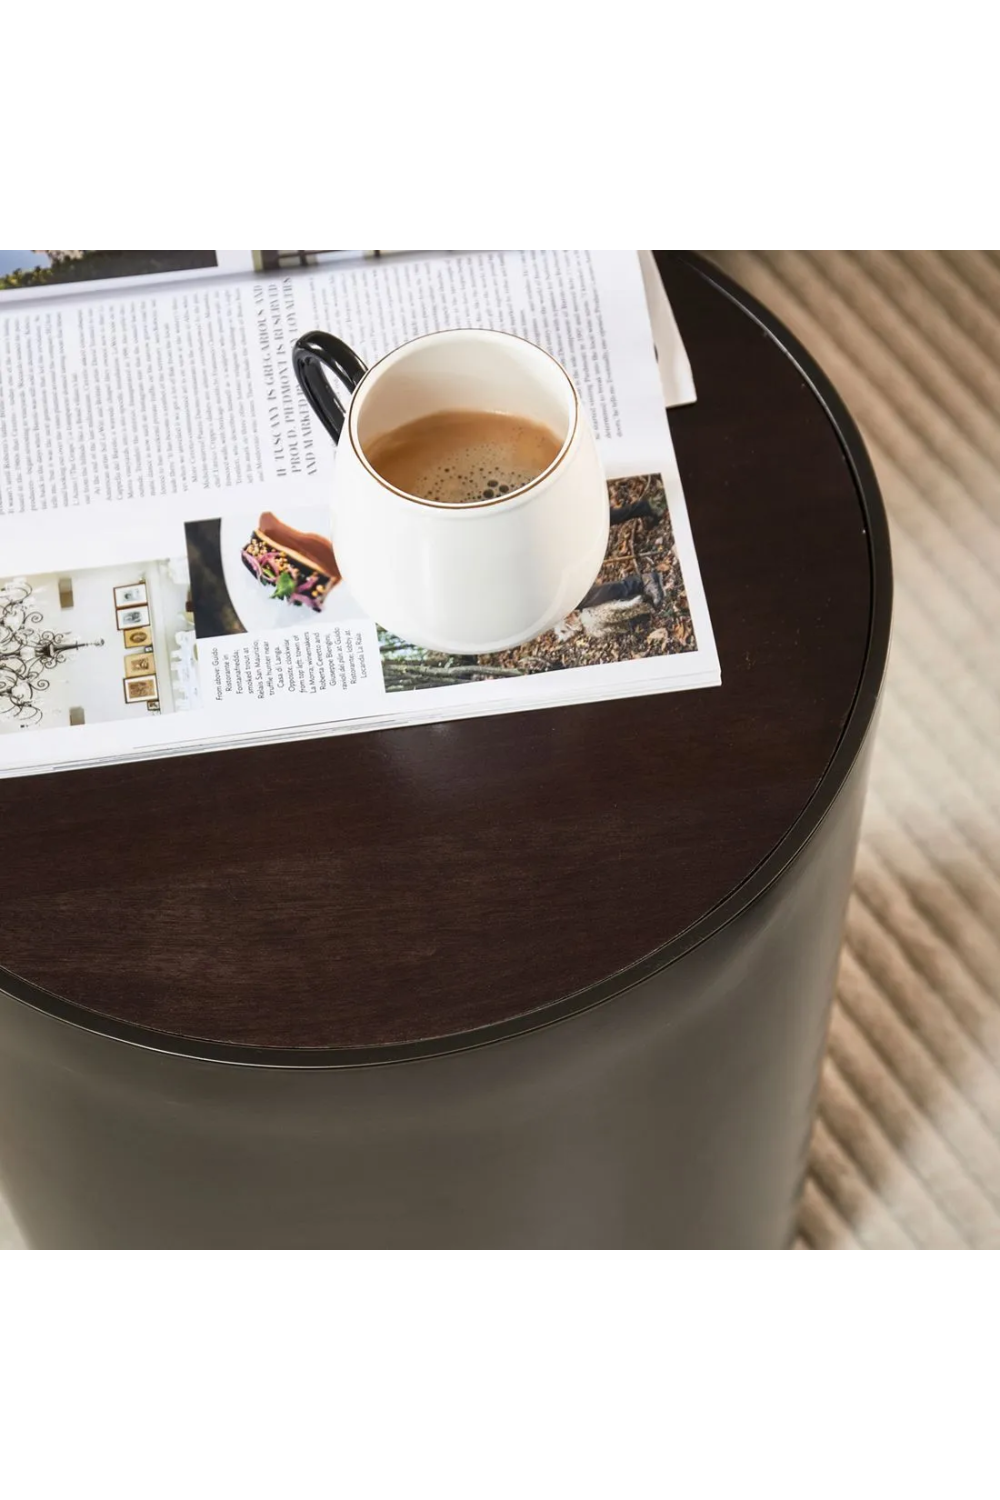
[[292, 328, 609, 654]]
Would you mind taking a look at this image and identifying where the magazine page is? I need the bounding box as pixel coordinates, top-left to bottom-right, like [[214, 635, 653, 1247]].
[[0, 250, 255, 303], [0, 452, 712, 779], [0, 251, 718, 777], [0, 501, 381, 778], [0, 252, 460, 314], [1, 252, 682, 514], [0, 250, 432, 305], [639, 250, 697, 407]]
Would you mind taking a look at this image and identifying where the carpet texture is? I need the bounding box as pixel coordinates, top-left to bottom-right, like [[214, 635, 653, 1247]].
[[2, 252, 998, 1250], [707, 251, 1000, 1249]]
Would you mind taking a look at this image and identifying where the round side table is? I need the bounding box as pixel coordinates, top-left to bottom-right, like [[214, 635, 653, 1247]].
[[0, 254, 891, 1249]]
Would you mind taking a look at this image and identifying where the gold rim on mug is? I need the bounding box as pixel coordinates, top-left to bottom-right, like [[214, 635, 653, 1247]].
[[347, 328, 581, 511]]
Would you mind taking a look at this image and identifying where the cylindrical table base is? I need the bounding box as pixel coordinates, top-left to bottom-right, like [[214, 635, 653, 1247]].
[[0, 739, 873, 1250]]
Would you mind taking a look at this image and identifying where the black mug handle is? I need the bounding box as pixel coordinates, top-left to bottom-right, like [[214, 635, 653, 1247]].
[[292, 331, 368, 445]]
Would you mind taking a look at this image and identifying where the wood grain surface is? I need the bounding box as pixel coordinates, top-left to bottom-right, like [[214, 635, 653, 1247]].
[[0, 255, 874, 1051]]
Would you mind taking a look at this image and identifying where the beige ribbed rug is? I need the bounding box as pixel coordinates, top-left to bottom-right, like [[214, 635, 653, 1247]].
[[707, 251, 1000, 1249], [2, 252, 998, 1250]]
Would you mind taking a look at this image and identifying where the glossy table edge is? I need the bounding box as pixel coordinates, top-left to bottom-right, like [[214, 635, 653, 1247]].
[[0, 251, 893, 1071]]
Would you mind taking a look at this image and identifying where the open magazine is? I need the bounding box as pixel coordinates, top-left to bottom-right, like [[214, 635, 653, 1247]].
[[0, 250, 719, 779], [0, 249, 697, 408]]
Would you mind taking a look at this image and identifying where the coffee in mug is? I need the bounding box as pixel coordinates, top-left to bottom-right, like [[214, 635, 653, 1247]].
[[365, 410, 563, 506], [292, 327, 609, 654]]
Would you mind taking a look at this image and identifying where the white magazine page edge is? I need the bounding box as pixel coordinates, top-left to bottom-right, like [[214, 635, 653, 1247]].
[[639, 251, 697, 409]]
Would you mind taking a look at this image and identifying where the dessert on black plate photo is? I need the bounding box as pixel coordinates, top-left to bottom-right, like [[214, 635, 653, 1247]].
[[184, 508, 359, 639]]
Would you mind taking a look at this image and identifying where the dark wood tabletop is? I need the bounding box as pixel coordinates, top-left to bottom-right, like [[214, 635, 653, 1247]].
[[0, 254, 881, 1059]]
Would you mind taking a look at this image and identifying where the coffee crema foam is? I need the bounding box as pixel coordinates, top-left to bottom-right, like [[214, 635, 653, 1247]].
[[365, 409, 563, 505]]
